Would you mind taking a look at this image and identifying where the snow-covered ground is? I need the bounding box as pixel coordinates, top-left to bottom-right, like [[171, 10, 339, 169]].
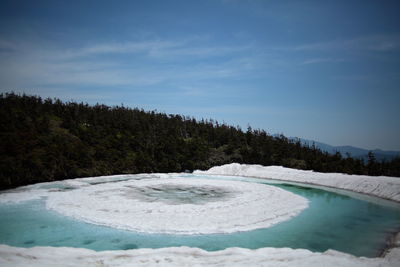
[[0, 244, 399, 267], [195, 163, 400, 202], [46, 177, 308, 234]]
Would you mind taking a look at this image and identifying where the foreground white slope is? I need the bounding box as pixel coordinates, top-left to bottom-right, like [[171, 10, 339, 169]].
[[0, 245, 399, 267], [195, 163, 400, 202]]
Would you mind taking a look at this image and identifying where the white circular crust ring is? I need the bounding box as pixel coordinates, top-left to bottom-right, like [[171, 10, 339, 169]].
[[46, 177, 308, 235]]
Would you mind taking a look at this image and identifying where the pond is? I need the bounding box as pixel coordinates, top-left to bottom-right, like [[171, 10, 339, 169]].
[[0, 174, 399, 257]]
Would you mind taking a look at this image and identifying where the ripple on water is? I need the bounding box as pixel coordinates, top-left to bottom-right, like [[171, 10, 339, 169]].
[[83, 240, 95, 245], [121, 243, 138, 250]]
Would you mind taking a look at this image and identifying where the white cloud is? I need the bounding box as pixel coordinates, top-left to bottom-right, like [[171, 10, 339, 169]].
[[287, 34, 400, 52], [56, 40, 181, 59], [0, 39, 17, 51], [2, 33, 398, 94], [0, 36, 264, 92], [302, 58, 347, 65]]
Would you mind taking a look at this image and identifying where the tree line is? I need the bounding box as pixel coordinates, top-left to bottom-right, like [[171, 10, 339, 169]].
[[0, 93, 399, 190]]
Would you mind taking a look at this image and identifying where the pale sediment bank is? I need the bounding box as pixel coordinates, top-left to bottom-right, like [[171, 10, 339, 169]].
[[194, 163, 400, 202], [0, 244, 399, 267]]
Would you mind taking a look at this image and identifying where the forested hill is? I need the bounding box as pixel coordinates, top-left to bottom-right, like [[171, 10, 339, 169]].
[[1, 93, 399, 190]]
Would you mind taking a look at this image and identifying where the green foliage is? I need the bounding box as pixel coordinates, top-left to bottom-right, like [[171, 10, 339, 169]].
[[0, 93, 399, 190]]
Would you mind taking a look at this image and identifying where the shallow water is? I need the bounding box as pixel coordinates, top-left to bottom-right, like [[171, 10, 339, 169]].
[[0, 174, 399, 257]]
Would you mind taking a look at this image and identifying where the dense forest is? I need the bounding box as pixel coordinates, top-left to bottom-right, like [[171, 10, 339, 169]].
[[1, 93, 399, 190]]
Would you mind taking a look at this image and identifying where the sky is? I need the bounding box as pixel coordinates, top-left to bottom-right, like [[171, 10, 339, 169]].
[[0, 0, 399, 150]]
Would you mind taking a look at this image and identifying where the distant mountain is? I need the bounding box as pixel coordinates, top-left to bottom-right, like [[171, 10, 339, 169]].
[[289, 137, 400, 162]]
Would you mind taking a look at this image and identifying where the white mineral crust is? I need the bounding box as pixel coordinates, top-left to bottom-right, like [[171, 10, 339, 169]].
[[45, 177, 309, 234], [194, 163, 400, 202], [0, 245, 399, 267]]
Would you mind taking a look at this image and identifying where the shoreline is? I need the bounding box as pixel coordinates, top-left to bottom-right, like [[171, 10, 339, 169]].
[[194, 163, 400, 260], [380, 232, 400, 257], [206, 173, 400, 260], [195, 172, 400, 205], [194, 164, 400, 203], [1, 243, 398, 266]]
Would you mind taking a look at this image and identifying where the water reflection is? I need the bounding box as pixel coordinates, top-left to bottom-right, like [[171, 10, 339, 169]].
[[276, 183, 350, 202]]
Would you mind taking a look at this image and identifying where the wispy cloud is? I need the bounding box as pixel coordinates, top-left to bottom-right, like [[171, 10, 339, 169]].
[[0, 39, 17, 51], [43, 35, 253, 61], [0, 36, 262, 91], [148, 44, 253, 59], [287, 34, 400, 52], [1, 33, 398, 95], [57, 40, 181, 59], [302, 57, 347, 65]]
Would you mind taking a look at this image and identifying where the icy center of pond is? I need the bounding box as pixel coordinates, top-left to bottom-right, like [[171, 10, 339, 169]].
[[124, 184, 234, 204], [44, 177, 309, 235]]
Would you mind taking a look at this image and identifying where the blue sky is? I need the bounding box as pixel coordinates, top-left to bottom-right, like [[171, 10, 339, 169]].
[[1, 0, 400, 150]]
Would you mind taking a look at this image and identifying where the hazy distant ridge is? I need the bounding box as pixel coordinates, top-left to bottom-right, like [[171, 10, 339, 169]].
[[291, 137, 400, 162]]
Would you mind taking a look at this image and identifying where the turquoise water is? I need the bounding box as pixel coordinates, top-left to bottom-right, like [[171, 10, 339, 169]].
[[0, 175, 399, 257]]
